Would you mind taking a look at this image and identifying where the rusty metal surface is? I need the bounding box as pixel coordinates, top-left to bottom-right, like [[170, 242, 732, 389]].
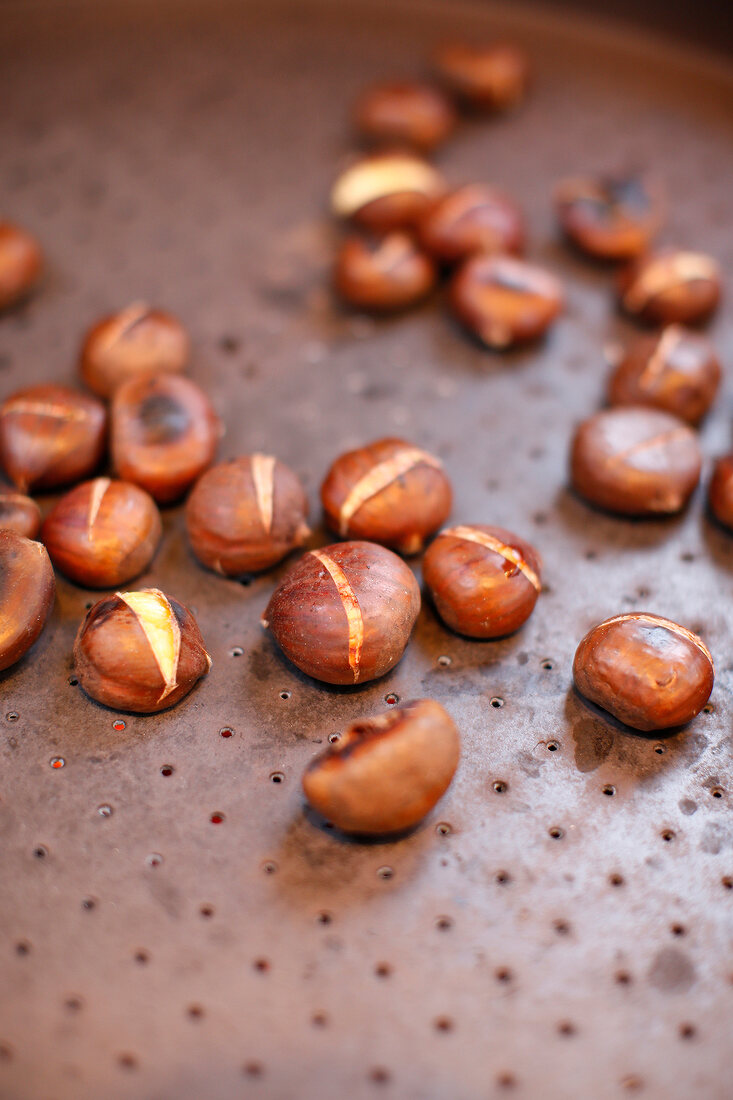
[[1, 2, 732, 1098]]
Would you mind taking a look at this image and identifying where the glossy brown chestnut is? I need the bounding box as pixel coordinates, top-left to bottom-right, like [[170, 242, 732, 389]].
[[450, 254, 563, 348], [0, 491, 41, 539], [353, 81, 457, 151], [0, 222, 42, 310], [73, 588, 211, 713], [570, 407, 702, 517], [334, 233, 436, 313], [554, 173, 663, 261], [607, 326, 720, 426], [0, 530, 55, 671], [321, 438, 452, 555], [573, 613, 714, 731], [42, 478, 162, 588], [618, 249, 721, 325], [80, 302, 189, 399], [423, 524, 541, 638], [262, 540, 421, 685], [185, 455, 310, 576], [111, 374, 220, 504], [330, 152, 445, 233], [418, 184, 525, 264], [302, 699, 460, 835], [708, 454, 733, 531], [433, 42, 529, 111], [0, 385, 106, 493]]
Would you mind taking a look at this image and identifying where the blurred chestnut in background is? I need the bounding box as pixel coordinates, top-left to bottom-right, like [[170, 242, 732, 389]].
[[423, 524, 541, 638], [0, 530, 54, 671], [433, 42, 529, 112], [607, 326, 720, 426], [450, 254, 563, 348], [42, 477, 162, 588], [321, 437, 451, 554], [554, 173, 663, 261], [74, 588, 210, 713], [0, 221, 42, 311], [111, 374, 220, 504], [331, 151, 445, 233], [80, 302, 189, 399], [0, 491, 41, 539], [618, 249, 721, 325], [303, 699, 460, 835], [334, 232, 436, 312], [262, 540, 420, 685], [186, 454, 309, 576], [0, 384, 106, 493], [708, 454, 733, 531], [570, 406, 702, 516], [418, 184, 525, 264], [353, 81, 457, 151]]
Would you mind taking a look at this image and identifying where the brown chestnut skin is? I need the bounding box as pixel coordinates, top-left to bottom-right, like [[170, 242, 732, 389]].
[[0, 491, 41, 539], [618, 249, 721, 325], [708, 454, 733, 531], [80, 302, 189, 399], [433, 42, 529, 112], [321, 438, 452, 555], [185, 455, 310, 576], [42, 478, 162, 588], [0, 222, 42, 311], [303, 699, 460, 835], [570, 407, 702, 518], [418, 184, 525, 264], [353, 81, 457, 152], [73, 588, 211, 713], [334, 233, 436, 313], [262, 540, 421, 686], [607, 326, 720, 426], [0, 384, 107, 493], [330, 152, 446, 234], [0, 530, 55, 671], [111, 374, 220, 504], [554, 174, 663, 261], [573, 613, 713, 732], [450, 254, 563, 348], [423, 524, 541, 638]]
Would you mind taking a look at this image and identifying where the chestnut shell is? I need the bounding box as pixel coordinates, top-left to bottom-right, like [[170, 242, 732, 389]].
[[353, 81, 457, 151], [618, 249, 721, 325], [418, 184, 525, 263], [80, 303, 189, 399], [450, 255, 563, 347], [0, 491, 41, 539], [0, 222, 42, 310], [0, 530, 55, 671], [334, 233, 436, 313], [554, 174, 663, 261], [433, 42, 530, 111], [708, 454, 733, 531]]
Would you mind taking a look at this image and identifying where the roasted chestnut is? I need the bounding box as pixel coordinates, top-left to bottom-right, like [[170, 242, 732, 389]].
[[111, 374, 220, 504], [570, 407, 702, 517], [353, 81, 457, 151], [423, 524, 541, 638], [450, 254, 563, 347], [321, 438, 452, 555], [0, 222, 42, 310], [185, 455, 310, 576], [0, 491, 41, 539], [0, 384, 106, 493], [554, 173, 663, 261], [303, 699, 460, 835], [80, 302, 189, 399], [42, 478, 162, 588], [708, 454, 733, 531], [607, 326, 720, 426], [573, 613, 714, 731], [0, 530, 55, 671], [331, 152, 445, 233], [74, 588, 211, 713], [418, 184, 525, 264], [334, 233, 436, 313], [433, 42, 529, 112], [618, 249, 721, 325], [262, 540, 420, 685]]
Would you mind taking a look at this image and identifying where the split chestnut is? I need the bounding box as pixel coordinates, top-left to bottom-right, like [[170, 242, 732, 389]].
[[0, 530, 55, 671], [708, 454, 733, 531], [303, 699, 460, 835], [554, 173, 663, 261], [0, 222, 42, 310], [80, 303, 189, 399], [450, 255, 563, 348], [334, 233, 436, 313], [433, 42, 530, 112], [331, 152, 445, 233], [618, 249, 721, 325], [418, 184, 525, 264], [262, 541, 420, 685], [573, 613, 713, 731], [0, 491, 41, 539], [353, 81, 457, 152]]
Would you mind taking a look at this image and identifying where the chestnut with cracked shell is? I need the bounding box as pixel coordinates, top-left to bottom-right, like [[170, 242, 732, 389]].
[[0, 530, 55, 671], [0, 491, 41, 539], [331, 151, 445, 234], [0, 222, 42, 310], [80, 302, 189, 399]]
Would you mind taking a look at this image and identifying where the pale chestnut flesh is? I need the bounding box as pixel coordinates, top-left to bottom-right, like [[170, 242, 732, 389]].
[[303, 699, 460, 834], [0, 530, 55, 671]]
